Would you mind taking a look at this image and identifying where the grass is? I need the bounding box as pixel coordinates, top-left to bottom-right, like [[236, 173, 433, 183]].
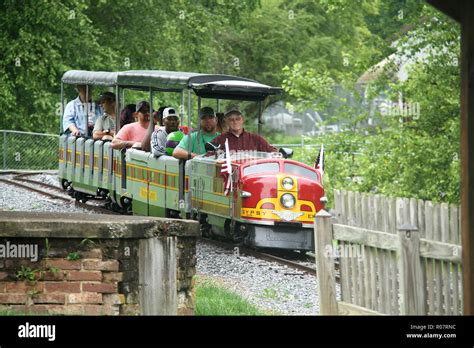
[[195, 278, 266, 316]]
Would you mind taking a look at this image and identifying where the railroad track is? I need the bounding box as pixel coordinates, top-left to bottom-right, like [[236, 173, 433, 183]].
[[201, 237, 318, 276], [201, 237, 342, 281], [0, 171, 116, 215]]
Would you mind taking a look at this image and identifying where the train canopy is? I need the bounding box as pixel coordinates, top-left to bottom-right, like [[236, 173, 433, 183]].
[[61, 70, 282, 101], [61, 70, 118, 86]]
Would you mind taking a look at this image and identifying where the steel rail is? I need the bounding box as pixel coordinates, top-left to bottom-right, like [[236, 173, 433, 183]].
[[0, 173, 116, 215], [200, 237, 318, 276]]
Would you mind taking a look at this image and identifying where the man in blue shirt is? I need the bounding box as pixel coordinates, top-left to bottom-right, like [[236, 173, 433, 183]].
[[62, 85, 101, 137], [173, 106, 220, 160]]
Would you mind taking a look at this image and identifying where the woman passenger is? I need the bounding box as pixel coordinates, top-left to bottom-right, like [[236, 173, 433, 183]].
[[216, 112, 228, 133], [120, 104, 136, 128]]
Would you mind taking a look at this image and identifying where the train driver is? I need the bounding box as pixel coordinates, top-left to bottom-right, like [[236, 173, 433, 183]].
[[210, 106, 276, 153]]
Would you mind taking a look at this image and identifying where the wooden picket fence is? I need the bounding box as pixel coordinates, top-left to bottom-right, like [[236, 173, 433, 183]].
[[315, 189, 463, 315]]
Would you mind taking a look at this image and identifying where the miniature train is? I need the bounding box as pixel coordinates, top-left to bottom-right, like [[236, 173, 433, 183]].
[[58, 69, 325, 250]]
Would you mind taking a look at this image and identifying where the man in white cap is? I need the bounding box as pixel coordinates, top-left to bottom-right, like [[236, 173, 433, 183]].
[[150, 107, 180, 157]]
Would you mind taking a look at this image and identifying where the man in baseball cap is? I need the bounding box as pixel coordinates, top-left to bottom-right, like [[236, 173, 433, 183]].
[[211, 105, 276, 152], [173, 106, 220, 160], [135, 100, 150, 114], [112, 100, 151, 149], [150, 107, 181, 157], [199, 106, 216, 119], [97, 91, 115, 104], [93, 92, 116, 141], [162, 107, 179, 120]]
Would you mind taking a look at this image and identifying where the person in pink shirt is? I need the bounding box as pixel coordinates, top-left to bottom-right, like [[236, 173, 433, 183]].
[[111, 101, 150, 149]]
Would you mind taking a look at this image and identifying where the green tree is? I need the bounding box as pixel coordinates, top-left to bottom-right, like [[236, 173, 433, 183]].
[[0, 0, 115, 133], [286, 2, 460, 204]]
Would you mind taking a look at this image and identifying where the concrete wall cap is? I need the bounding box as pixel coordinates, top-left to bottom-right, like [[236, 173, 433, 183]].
[[0, 212, 200, 238]]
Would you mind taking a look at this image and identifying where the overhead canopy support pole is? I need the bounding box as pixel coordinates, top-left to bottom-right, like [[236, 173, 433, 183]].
[[122, 89, 125, 113], [197, 96, 201, 155], [85, 85, 89, 137], [258, 100, 263, 135], [461, 0, 474, 315], [115, 85, 120, 134], [149, 87, 153, 116], [139, 88, 154, 153], [181, 89, 185, 124], [187, 89, 192, 156], [60, 82, 64, 134]]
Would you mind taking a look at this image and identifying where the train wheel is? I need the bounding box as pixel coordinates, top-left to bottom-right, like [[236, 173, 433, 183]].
[[61, 179, 71, 191], [166, 209, 180, 218], [120, 197, 132, 214], [110, 202, 122, 213], [200, 223, 211, 237], [74, 192, 88, 203]]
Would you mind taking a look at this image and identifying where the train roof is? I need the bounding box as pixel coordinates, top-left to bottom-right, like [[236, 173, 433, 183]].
[[61, 70, 282, 101], [61, 70, 118, 86]]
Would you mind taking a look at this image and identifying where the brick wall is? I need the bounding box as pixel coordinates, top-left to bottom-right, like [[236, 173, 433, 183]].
[[0, 212, 200, 315], [0, 238, 127, 315]]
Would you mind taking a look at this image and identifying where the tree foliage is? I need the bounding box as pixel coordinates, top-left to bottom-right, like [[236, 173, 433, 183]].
[[290, 3, 460, 204]]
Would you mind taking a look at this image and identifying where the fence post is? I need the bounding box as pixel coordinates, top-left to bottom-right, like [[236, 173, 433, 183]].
[[3, 131, 6, 170], [315, 209, 338, 315], [397, 223, 425, 314]]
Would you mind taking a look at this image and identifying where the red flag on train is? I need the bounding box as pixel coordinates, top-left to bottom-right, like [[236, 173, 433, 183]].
[[220, 139, 232, 196], [315, 144, 324, 181]]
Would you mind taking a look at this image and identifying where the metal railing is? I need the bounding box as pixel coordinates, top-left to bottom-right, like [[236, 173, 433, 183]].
[[1, 130, 59, 170], [0, 130, 364, 171], [272, 135, 364, 155]]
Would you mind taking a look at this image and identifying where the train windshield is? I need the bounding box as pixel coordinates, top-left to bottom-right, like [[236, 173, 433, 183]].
[[216, 151, 281, 161], [243, 162, 280, 176], [284, 163, 318, 181]]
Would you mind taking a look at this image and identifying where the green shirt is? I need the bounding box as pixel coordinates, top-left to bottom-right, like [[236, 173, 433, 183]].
[[177, 131, 220, 155]]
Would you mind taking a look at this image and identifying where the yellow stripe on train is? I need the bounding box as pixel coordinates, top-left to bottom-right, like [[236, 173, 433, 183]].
[[241, 208, 315, 222]]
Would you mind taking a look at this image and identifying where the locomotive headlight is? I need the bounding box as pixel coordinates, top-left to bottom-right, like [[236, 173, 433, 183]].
[[280, 193, 296, 209], [281, 177, 294, 190]]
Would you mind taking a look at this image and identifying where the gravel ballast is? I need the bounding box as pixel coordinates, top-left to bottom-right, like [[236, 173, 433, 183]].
[[0, 174, 94, 214], [197, 241, 338, 315]]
